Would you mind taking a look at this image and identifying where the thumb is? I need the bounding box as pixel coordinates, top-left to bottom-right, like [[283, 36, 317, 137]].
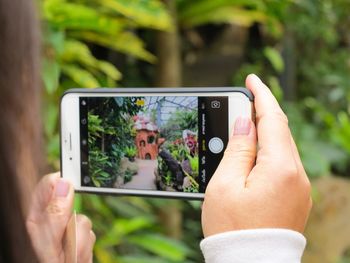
[[46, 178, 74, 220], [213, 117, 257, 188], [28, 173, 74, 235], [27, 174, 75, 261]]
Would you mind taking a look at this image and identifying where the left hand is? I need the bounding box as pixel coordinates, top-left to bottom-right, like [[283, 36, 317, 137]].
[[26, 172, 96, 263]]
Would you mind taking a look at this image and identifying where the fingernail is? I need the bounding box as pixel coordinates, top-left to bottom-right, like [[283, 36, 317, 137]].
[[55, 179, 70, 197], [234, 117, 251, 135], [249, 73, 262, 83]]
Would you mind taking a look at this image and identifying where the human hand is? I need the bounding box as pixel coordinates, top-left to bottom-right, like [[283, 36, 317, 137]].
[[26, 173, 96, 263], [202, 74, 312, 237]]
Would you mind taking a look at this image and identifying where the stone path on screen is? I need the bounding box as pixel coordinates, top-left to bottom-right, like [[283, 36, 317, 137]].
[[123, 159, 157, 190]]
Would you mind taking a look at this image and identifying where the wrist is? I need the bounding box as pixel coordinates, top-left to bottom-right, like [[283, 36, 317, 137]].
[[201, 228, 306, 263]]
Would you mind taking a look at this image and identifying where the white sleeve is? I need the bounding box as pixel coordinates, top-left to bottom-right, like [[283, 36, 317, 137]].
[[200, 229, 306, 263]]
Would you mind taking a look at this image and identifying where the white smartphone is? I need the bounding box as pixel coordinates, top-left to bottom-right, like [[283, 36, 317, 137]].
[[60, 87, 254, 200]]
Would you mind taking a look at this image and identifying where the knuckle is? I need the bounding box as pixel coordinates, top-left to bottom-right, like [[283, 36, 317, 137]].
[[225, 141, 255, 162], [46, 202, 66, 216], [258, 110, 289, 126], [272, 110, 289, 125], [274, 163, 298, 183], [77, 214, 92, 229]]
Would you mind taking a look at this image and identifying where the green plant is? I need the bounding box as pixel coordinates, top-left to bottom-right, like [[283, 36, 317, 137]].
[[124, 146, 137, 159], [87, 97, 141, 187], [164, 171, 173, 187], [123, 168, 134, 184], [88, 150, 116, 187], [188, 156, 199, 177]]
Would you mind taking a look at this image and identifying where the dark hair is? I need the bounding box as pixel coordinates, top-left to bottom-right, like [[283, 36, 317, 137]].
[[0, 0, 41, 262]]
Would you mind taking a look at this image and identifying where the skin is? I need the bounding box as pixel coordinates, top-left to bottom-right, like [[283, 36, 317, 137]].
[[26, 173, 95, 263], [202, 74, 312, 237]]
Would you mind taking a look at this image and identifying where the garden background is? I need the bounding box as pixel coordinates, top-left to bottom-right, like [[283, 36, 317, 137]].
[[40, 0, 350, 262]]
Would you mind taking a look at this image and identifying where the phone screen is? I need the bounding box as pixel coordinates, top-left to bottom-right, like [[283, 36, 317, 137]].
[[79, 96, 228, 193]]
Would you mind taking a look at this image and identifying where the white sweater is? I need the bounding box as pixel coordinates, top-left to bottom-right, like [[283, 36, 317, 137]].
[[200, 229, 306, 263]]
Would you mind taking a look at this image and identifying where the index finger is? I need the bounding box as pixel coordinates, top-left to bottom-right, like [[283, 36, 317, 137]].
[[245, 74, 294, 163]]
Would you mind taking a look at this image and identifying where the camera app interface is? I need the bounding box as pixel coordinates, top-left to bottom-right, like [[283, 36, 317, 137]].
[[80, 96, 228, 193]]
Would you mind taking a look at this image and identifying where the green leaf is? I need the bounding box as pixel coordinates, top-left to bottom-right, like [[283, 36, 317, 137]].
[[119, 255, 173, 263], [268, 76, 283, 102], [73, 193, 83, 213], [47, 133, 60, 165], [99, 171, 111, 178], [180, 6, 267, 27], [127, 234, 189, 261], [42, 58, 60, 93], [44, 103, 59, 137], [98, 217, 153, 247], [61, 40, 121, 81], [263, 47, 284, 73], [92, 177, 101, 187], [72, 31, 156, 63], [100, 0, 173, 31], [178, 0, 262, 21], [61, 64, 100, 88], [115, 217, 153, 236], [97, 61, 122, 81], [44, 0, 125, 35], [43, 27, 65, 56]]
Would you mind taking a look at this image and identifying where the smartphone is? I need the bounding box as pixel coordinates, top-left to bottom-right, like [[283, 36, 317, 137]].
[[60, 87, 253, 200]]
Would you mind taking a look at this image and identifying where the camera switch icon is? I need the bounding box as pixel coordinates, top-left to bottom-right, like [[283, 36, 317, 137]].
[[211, 100, 221, 109]]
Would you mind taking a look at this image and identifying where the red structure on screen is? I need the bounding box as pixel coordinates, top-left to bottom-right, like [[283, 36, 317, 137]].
[[133, 115, 165, 160]]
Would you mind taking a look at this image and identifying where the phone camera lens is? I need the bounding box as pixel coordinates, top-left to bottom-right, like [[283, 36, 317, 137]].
[[81, 118, 87, 125], [81, 100, 86, 106], [82, 139, 87, 145]]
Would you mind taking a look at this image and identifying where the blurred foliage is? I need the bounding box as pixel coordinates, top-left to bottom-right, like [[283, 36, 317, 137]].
[[40, 0, 350, 262], [232, 0, 350, 178], [75, 195, 198, 263], [42, 0, 172, 168]]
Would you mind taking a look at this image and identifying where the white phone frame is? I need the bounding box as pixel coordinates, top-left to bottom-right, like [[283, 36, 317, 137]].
[[60, 88, 253, 200]]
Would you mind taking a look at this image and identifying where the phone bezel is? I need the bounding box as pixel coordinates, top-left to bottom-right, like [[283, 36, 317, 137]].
[[60, 88, 253, 200]]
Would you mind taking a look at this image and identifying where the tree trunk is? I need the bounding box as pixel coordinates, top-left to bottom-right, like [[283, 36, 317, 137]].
[[154, 0, 181, 87], [154, 0, 183, 240], [281, 29, 297, 100]]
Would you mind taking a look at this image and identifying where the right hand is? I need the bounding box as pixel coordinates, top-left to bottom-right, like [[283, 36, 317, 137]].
[[202, 74, 312, 237], [26, 173, 96, 263]]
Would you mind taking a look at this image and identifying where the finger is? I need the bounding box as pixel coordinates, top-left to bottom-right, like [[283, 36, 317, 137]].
[[212, 117, 257, 188], [76, 215, 95, 263], [246, 74, 294, 163]]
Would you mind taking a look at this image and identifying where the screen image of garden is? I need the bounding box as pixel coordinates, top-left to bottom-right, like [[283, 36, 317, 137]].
[[85, 96, 200, 193]]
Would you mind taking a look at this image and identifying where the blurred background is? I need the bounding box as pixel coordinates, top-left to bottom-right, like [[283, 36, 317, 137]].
[[40, 0, 350, 262]]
